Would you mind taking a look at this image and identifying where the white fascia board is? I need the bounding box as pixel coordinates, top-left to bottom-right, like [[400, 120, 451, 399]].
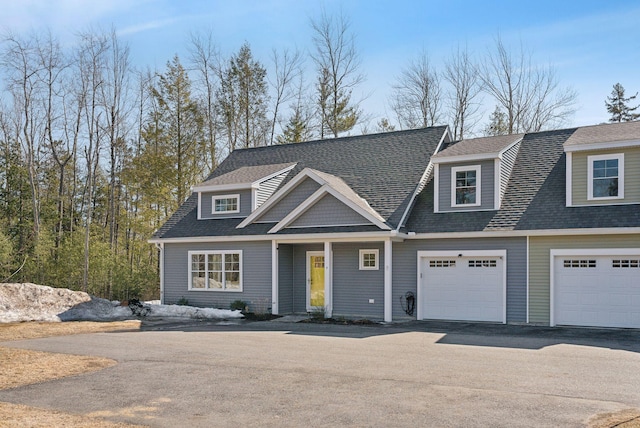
[[494, 158, 501, 210], [406, 227, 640, 239], [149, 230, 399, 244], [432, 152, 500, 164], [256, 164, 297, 183], [417, 249, 506, 258], [192, 182, 255, 193], [433, 163, 440, 213], [565, 152, 572, 207], [497, 137, 524, 158], [550, 248, 640, 257], [237, 167, 320, 228], [564, 139, 640, 152]]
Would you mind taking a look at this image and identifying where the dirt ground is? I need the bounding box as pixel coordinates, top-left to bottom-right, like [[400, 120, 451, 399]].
[[0, 321, 144, 427]]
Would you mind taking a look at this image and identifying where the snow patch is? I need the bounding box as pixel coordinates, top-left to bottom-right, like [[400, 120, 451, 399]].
[[0, 283, 243, 323]]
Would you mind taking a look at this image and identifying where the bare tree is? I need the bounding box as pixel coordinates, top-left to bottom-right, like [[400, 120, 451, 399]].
[[390, 50, 441, 129], [188, 30, 220, 171], [310, 9, 364, 137], [443, 46, 482, 139], [480, 36, 576, 134], [268, 47, 303, 145]]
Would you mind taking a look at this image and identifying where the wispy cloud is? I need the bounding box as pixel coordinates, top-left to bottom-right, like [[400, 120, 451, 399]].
[[117, 18, 179, 36]]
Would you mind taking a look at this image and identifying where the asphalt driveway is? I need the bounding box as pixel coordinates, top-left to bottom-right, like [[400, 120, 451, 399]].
[[1, 320, 639, 427]]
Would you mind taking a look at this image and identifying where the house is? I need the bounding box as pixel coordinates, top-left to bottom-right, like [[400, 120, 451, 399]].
[[149, 121, 640, 329]]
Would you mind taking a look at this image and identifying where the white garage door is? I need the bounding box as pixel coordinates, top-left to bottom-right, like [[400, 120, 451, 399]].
[[553, 253, 640, 328], [419, 254, 505, 323]]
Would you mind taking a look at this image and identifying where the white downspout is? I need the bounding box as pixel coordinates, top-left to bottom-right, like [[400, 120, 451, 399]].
[[155, 242, 165, 304]]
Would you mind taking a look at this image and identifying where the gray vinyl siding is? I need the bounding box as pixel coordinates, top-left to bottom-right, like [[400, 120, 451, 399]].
[[277, 244, 294, 314], [571, 147, 640, 205], [332, 242, 385, 319], [528, 234, 640, 324], [163, 241, 272, 311], [288, 194, 370, 228], [392, 237, 527, 323], [259, 178, 321, 223], [438, 160, 495, 212], [256, 171, 289, 208], [499, 142, 520, 204], [200, 189, 252, 219]]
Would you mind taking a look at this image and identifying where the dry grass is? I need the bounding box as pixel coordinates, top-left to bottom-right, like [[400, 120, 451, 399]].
[[0, 320, 141, 342], [0, 321, 144, 427], [588, 409, 640, 428]]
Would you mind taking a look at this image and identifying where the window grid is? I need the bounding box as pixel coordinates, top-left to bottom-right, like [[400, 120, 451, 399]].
[[455, 170, 477, 205], [563, 259, 596, 268], [592, 158, 619, 198], [359, 250, 378, 270], [612, 259, 639, 268], [468, 259, 497, 268], [429, 260, 456, 268], [212, 195, 239, 213], [189, 251, 241, 291]]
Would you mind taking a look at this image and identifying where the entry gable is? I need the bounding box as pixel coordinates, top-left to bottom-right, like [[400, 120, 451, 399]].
[[238, 167, 390, 231]]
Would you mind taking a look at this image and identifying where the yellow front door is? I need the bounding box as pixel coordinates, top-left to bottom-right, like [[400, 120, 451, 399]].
[[309, 253, 325, 308]]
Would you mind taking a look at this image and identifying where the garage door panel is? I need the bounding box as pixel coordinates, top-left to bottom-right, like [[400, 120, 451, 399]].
[[420, 256, 504, 323], [554, 253, 640, 328]]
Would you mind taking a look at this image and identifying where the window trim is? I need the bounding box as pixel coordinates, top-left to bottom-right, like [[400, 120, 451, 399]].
[[212, 194, 240, 214], [359, 249, 379, 270], [587, 153, 624, 200], [451, 165, 481, 207], [187, 250, 243, 292]]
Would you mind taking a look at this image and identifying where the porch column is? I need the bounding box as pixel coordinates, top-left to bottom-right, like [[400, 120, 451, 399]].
[[271, 240, 278, 315], [324, 241, 333, 318], [384, 238, 392, 322]]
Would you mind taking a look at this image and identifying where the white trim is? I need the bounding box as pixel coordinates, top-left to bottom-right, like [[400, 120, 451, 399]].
[[268, 184, 390, 233], [197, 192, 202, 220], [549, 248, 640, 327], [433, 152, 503, 164], [494, 158, 501, 210], [417, 250, 507, 324], [359, 249, 379, 270], [212, 194, 240, 214], [271, 240, 278, 315], [283, 223, 373, 229], [564, 139, 640, 152], [407, 227, 640, 240], [384, 239, 392, 322], [156, 243, 165, 304], [150, 231, 400, 244], [587, 153, 624, 200], [324, 241, 333, 318], [433, 163, 440, 212], [306, 250, 325, 312], [451, 165, 481, 207], [526, 235, 529, 324], [252, 188, 258, 211], [566, 151, 572, 206], [187, 250, 243, 292]]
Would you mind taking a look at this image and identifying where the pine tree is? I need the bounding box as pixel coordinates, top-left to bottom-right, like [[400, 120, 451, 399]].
[[484, 106, 509, 136], [606, 83, 640, 122]]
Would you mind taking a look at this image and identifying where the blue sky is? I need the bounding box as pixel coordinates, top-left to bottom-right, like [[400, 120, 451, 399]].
[[2, 0, 639, 131]]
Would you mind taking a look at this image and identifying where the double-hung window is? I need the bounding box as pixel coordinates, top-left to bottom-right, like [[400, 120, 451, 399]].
[[212, 194, 239, 214], [189, 251, 242, 291], [588, 154, 623, 200], [451, 165, 481, 207]]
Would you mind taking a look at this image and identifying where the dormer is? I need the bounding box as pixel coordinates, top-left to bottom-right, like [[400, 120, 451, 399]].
[[564, 121, 640, 207], [430, 134, 523, 213], [192, 163, 296, 219]]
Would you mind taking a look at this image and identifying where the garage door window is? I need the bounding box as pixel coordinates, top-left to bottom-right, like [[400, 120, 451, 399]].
[[429, 260, 456, 267], [612, 259, 639, 268], [468, 259, 497, 268], [563, 259, 596, 268]]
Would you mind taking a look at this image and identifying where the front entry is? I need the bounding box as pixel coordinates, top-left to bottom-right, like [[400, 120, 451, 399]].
[[307, 251, 325, 310]]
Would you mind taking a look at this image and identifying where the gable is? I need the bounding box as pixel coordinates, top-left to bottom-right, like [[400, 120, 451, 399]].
[[257, 178, 322, 223], [287, 194, 372, 228]]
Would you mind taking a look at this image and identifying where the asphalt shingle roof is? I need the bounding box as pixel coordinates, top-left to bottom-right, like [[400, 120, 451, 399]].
[[431, 133, 524, 160], [196, 162, 296, 187], [153, 126, 448, 239], [564, 120, 640, 148]]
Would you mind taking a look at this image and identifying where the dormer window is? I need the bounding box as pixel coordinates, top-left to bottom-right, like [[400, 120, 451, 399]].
[[588, 154, 624, 200], [213, 194, 239, 214], [451, 166, 481, 207]]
